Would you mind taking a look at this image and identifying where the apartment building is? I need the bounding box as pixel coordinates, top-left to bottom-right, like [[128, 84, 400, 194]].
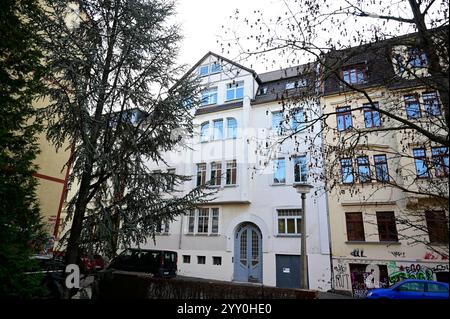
[[141, 52, 332, 290], [321, 36, 449, 297]]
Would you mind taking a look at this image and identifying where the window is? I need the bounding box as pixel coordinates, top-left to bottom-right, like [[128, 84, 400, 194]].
[[156, 220, 169, 234], [227, 118, 237, 138], [293, 156, 307, 183], [210, 162, 222, 186], [183, 255, 191, 263], [188, 208, 219, 235], [286, 79, 308, 90], [425, 211, 449, 244], [342, 64, 366, 84], [197, 208, 209, 233], [340, 158, 354, 184], [405, 95, 421, 119], [200, 122, 209, 142], [336, 106, 353, 131], [427, 283, 449, 293], [423, 92, 441, 116], [226, 81, 244, 101], [211, 208, 219, 233], [398, 281, 425, 292], [210, 62, 221, 73], [188, 210, 195, 233], [345, 213, 365, 241], [374, 155, 389, 182], [196, 163, 206, 186], [413, 148, 429, 178], [167, 168, 176, 191], [291, 109, 305, 132], [408, 48, 428, 68], [201, 87, 218, 106], [212, 256, 222, 265], [363, 102, 381, 128], [272, 111, 284, 135], [357, 156, 371, 183], [376, 212, 398, 242], [226, 160, 237, 185], [259, 86, 268, 95], [432, 147, 449, 177], [273, 158, 286, 184], [277, 209, 301, 235], [197, 256, 206, 264], [199, 65, 209, 76], [199, 62, 221, 76], [213, 119, 223, 140]]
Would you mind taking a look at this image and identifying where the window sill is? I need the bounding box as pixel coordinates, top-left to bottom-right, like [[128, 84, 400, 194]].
[[275, 234, 301, 238], [207, 185, 221, 189], [224, 184, 238, 188], [271, 183, 287, 186], [345, 241, 400, 245], [185, 233, 220, 237], [225, 98, 243, 103]]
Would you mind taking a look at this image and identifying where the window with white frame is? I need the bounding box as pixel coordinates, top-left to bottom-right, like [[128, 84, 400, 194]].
[[277, 209, 301, 235], [187, 208, 220, 235], [188, 210, 195, 233], [226, 81, 244, 101], [227, 118, 237, 138], [213, 119, 223, 140], [272, 111, 285, 135], [200, 122, 209, 142], [167, 168, 176, 191], [196, 163, 206, 186], [198, 62, 221, 76], [199, 65, 209, 76], [293, 156, 307, 183], [201, 87, 218, 106], [197, 208, 209, 233], [210, 162, 222, 186], [273, 158, 286, 184], [156, 220, 170, 234], [291, 108, 305, 131], [226, 160, 237, 185]]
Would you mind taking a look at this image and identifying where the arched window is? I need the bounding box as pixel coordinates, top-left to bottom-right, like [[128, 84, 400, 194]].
[[200, 122, 209, 142], [227, 118, 237, 139]]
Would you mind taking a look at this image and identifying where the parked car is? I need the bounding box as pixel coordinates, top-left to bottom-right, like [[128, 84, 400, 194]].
[[80, 254, 105, 274], [366, 279, 449, 299], [26, 255, 67, 299], [106, 248, 177, 278]]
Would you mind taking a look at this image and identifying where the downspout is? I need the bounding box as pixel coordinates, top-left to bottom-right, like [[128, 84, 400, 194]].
[[178, 214, 184, 249], [53, 143, 75, 239]]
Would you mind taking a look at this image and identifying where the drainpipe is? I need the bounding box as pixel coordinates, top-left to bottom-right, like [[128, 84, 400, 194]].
[[178, 214, 184, 250]]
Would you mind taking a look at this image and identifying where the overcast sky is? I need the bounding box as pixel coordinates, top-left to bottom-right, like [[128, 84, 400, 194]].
[[175, 0, 281, 73]]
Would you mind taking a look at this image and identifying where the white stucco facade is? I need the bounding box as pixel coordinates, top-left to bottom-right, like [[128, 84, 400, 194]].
[[140, 53, 332, 291]]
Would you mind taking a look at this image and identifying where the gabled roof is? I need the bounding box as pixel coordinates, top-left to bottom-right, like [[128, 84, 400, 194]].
[[181, 51, 262, 84]]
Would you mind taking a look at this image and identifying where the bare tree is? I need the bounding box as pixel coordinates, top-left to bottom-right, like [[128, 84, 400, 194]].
[[222, 0, 449, 257]]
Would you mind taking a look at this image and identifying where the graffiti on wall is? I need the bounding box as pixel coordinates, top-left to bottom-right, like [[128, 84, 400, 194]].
[[387, 261, 449, 285], [389, 251, 405, 258], [424, 251, 448, 261], [333, 262, 350, 290], [350, 249, 366, 258]]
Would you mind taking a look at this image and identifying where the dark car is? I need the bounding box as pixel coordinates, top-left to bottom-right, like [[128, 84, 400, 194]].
[[106, 248, 177, 278], [366, 279, 449, 299], [80, 254, 105, 274], [26, 255, 66, 299]]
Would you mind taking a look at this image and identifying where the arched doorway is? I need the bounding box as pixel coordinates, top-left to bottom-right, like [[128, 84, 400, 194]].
[[233, 222, 263, 283]]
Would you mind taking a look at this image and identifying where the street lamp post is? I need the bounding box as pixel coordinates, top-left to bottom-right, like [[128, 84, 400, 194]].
[[293, 182, 313, 290]]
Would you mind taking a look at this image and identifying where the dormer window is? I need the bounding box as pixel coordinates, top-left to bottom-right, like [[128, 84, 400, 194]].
[[408, 48, 428, 68], [342, 64, 367, 84], [211, 62, 221, 73], [259, 86, 268, 95], [285, 79, 308, 90], [199, 65, 209, 76]]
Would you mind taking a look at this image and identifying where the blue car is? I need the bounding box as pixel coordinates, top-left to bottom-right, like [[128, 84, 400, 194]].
[[367, 279, 449, 299]]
